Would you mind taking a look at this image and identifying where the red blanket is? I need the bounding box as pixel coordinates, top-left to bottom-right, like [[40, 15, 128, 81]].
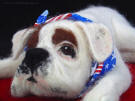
[[0, 63, 135, 101]]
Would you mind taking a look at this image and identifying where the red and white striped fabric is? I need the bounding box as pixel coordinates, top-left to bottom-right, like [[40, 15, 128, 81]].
[[45, 13, 72, 23], [94, 63, 103, 74]]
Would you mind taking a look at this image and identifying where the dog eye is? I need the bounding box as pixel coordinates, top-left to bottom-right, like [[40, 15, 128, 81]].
[[60, 44, 76, 58]]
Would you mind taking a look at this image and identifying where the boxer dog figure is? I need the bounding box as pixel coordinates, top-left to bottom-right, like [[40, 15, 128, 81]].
[[0, 6, 135, 101]]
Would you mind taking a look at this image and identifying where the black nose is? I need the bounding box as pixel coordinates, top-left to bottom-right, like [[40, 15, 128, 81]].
[[22, 48, 49, 73]]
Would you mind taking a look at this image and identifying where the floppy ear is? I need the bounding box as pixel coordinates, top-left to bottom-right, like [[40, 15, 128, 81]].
[[12, 27, 37, 59], [76, 22, 113, 62], [0, 27, 37, 78]]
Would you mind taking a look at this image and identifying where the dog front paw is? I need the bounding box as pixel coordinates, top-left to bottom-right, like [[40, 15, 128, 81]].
[[100, 94, 119, 101], [82, 93, 119, 101]]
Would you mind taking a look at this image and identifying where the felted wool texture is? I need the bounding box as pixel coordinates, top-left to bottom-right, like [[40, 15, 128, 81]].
[[0, 63, 135, 101]]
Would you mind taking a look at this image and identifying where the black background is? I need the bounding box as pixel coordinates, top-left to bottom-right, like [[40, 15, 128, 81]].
[[0, 0, 135, 58]]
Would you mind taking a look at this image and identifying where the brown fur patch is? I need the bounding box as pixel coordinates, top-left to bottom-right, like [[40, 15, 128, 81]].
[[27, 26, 41, 49], [52, 28, 77, 47]]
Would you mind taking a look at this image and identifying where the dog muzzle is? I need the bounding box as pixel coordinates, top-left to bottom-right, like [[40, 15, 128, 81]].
[[24, 10, 116, 98]]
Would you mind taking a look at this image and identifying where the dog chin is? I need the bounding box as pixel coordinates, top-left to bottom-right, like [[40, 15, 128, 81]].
[[11, 82, 79, 99], [11, 72, 80, 98]]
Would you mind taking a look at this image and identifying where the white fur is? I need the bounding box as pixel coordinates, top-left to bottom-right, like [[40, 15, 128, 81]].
[[77, 6, 135, 62], [0, 6, 134, 101], [0, 28, 36, 78]]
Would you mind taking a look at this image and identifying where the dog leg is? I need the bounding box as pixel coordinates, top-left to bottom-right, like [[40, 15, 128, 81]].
[[0, 29, 25, 78], [0, 54, 24, 78], [78, 6, 135, 62], [0, 28, 35, 78], [120, 51, 135, 63], [82, 51, 131, 101], [112, 17, 135, 62]]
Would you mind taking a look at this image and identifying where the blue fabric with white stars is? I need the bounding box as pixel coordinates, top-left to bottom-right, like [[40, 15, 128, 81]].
[[68, 13, 93, 22], [78, 51, 116, 97]]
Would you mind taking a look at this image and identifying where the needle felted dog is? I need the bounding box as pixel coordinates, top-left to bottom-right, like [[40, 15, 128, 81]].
[[0, 6, 135, 101]]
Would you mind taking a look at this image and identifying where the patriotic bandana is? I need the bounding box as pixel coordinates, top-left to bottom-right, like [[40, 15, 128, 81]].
[[28, 10, 116, 98]]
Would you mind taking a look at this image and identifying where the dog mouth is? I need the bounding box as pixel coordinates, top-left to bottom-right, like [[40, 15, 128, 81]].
[[27, 76, 37, 83], [15, 61, 49, 82]]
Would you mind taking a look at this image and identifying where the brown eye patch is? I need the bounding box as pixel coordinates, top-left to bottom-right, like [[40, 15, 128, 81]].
[[52, 28, 77, 47]]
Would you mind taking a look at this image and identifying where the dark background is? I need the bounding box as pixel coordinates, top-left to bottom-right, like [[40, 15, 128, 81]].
[[0, 0, 135, 58]]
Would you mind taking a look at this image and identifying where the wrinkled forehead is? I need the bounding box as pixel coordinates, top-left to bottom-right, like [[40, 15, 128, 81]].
[[27, 21, 79, 49]]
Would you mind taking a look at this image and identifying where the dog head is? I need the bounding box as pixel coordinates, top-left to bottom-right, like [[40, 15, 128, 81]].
[[11, 20, 113, 98]]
